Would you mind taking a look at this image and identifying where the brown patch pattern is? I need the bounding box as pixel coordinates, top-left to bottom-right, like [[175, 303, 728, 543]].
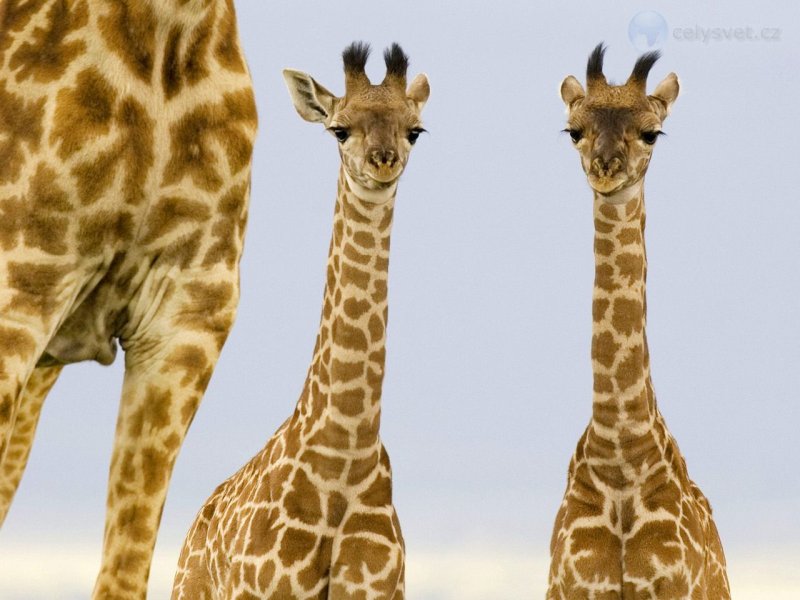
[[6, 262, 69, 321], [162, 10, 214, 100], [9, 0, 88, 83], [0, 84, 45, 184], [202, 183, 249, 268], [163, 89, 257, 192], [98, 1, 157, 82], [214, 0, 246, 73]]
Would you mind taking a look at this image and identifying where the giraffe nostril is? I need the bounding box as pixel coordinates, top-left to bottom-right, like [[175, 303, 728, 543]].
[[369, 147, 397, 167], [592, 156, 624, 176]]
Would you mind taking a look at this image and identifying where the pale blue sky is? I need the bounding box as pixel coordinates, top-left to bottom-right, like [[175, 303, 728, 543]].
[[1, 1, 798, 598]]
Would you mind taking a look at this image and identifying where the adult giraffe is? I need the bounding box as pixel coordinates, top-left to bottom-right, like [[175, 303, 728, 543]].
[[0, 1, 257, 597]]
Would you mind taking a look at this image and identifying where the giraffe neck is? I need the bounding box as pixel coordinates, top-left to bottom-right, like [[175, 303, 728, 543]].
[[296, 167, 395, 462], [589, 182, 657, 444]]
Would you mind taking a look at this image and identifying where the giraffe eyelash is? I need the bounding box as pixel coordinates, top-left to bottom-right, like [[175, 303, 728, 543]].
[[563, 128, 583, 143], [641, 130, 664, 144]]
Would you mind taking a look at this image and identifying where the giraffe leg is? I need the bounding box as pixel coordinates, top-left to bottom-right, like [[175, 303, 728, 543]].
[[0, 365, 62, 524], [91, 272, 238, 600], [0, 258, 77, 526], [0, 321, 49, 467]]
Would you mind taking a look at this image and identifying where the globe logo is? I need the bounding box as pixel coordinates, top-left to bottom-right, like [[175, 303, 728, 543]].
[[628, 11, 668, 52]]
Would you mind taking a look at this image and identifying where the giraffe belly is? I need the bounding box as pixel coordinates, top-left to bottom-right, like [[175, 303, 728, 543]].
[[38, 251, 165, 367], [40, 305, 119, 366]]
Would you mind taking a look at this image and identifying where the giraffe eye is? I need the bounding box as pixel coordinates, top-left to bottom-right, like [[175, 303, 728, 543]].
[[641, 130, 662, 145], [330, 127, 350, 143], [407, 128, 426, 145], [566, 128, 583, 143]]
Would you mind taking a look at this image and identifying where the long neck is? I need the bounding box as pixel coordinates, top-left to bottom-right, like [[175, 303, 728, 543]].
[[296, 167, 395, 460], [589, 183, 657, 443]]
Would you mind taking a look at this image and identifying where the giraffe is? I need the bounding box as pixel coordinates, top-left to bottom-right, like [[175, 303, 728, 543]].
[[0, 1, 257, 598], [171, 42, 429, 600], [547, 44, 730, 599]]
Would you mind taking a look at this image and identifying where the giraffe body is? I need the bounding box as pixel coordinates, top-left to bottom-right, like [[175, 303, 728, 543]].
[[172, 43, 429, 600], [0, 1, 256, 597], [548, 46, 730, 599]]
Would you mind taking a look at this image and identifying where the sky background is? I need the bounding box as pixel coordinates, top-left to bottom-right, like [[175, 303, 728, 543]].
[[1, 1, 799, 598]]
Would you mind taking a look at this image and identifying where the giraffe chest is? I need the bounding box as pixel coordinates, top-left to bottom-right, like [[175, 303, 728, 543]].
[[203, 438, 404, 598]]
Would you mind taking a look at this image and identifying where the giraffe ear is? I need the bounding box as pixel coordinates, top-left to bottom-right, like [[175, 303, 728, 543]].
[[407, 73, 430, 111], [560, 75, 585, 108], [283, 69, 337, 123], [649, 72, 680, 118]]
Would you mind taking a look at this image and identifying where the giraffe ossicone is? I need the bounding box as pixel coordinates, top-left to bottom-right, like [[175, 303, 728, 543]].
[[0, 1, 256, 597], [171, 41, 429, 599], [547, 44, 730, 599]]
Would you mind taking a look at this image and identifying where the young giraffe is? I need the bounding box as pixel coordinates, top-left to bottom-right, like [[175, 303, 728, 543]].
[[171, 42, 429, 599], [547, 45, 730, 599], [0, 1, 256, 598]]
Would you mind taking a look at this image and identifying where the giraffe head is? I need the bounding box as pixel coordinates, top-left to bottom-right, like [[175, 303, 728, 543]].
[[283, 42, 429, 200], [560, 44, 679, 200]]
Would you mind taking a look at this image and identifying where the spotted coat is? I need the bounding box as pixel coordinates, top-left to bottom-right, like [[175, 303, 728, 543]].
[[0, 2, 257, 598]]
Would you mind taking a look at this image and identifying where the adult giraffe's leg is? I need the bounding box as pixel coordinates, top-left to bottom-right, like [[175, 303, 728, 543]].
[[92, 270, 239, 600], [0, 316, 55, 467], [0, 253, 77, 527], [0, 365, 62, 524]]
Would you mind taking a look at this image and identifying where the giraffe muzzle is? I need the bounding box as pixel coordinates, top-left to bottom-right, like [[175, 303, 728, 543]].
[[368, 147, 398, 169], [590, 156, 624, 178], [364, 148, 404, 185]]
